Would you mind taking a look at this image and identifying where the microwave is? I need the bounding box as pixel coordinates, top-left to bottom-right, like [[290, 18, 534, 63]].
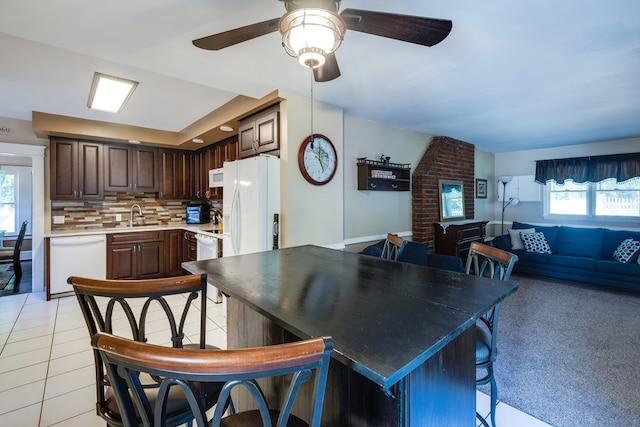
[[186, 203, 211, 224], [209, 168, 223, 188]]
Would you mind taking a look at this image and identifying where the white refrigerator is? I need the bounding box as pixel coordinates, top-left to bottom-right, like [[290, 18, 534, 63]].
[[222, 155, 280, 256]]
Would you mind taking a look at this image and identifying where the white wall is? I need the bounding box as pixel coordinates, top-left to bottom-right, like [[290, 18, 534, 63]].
[[493, 137, 640, 230], [278, 93, 437, 247], [343, 116, 430, 243], [474, 150, 496, 223], [279, 90, 345, 249]]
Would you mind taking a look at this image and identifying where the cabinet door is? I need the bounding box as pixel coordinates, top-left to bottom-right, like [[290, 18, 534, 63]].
[[159, 149, 178, 199], [183, 231, 197, 262], [177, 151, 194, 200], [78, 142, 104, 199], [104, 145, 132, 192], [50, 139, 78, 199], [133, 147, 158, 192], [107, 244, 136, 279], [255, 109, 279, 153], [138, 241, 164, 279], [226, 138, 238, 162], [194, 150, 211, 199], [238, 121, 256, 158], [164, 229, 183, 277]]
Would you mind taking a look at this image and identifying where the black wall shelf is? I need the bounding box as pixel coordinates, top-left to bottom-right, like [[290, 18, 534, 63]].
[[357, 158, 411, 191]]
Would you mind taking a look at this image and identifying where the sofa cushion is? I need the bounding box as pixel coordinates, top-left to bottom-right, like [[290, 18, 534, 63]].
[[513, 249, 549, 264], [556, 226, 604, 259], [596, 259, 640, 275], [547, 255, 597, 271], [521, 232, 552, 254], [602, 229, 640, 260], [508, 228, 535, 250], [612, 238, 640, 263], [513, 221, 560, 252]]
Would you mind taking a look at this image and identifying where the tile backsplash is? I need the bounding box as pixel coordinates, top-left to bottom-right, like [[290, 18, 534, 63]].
[[50, 193, 220, 231]]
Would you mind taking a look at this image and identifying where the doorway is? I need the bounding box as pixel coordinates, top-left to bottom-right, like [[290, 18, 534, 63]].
[[0, 142, 45, 295]]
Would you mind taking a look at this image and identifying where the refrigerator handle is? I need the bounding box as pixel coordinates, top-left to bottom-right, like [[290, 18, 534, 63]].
[[231, 185, 241, 255], [272, 213, 279, 250]]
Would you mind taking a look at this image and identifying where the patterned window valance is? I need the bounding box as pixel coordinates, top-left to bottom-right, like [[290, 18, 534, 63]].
[[535, 153, 640, 184]]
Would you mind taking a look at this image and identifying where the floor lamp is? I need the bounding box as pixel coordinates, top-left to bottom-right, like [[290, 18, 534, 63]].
[[498, 176, 520, 235]]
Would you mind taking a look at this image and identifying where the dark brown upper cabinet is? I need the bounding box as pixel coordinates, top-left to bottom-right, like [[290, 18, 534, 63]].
[[159, 149, 193, 200], [104, 144, 158, 192], [50, 138, 104, 200], [238, 104, 279, 159]]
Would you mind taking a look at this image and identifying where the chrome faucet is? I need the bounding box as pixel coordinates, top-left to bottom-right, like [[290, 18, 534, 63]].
[[129, 204, 144, 227]]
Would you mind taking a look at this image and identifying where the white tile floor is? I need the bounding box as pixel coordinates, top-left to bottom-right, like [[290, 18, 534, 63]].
[[0, 292, 551, 427]]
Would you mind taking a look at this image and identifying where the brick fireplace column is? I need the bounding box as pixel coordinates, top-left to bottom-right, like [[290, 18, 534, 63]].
[[412, 136, 475, 251]]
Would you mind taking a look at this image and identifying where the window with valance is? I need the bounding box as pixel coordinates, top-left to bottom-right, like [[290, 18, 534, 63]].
[[535, 153, 640, 184], [535, 153, 640, 218]]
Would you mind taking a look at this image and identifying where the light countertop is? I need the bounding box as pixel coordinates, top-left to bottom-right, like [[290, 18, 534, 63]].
[[45, 223, 224, 239]]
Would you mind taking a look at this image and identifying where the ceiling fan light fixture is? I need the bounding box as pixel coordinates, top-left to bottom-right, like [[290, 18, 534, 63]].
[[280, 8, 345, 69], [298, 47, 326, 68]]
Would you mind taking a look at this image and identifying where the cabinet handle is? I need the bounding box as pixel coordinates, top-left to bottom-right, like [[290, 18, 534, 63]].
[[74, 191, 77, 198], [79, 191, 83, 197], [184, 232, 188, 240], [391, 184, 398, 189], [205, 190, 210, 198], [196, 190, 201, 198], [370, 183, 377, 189]]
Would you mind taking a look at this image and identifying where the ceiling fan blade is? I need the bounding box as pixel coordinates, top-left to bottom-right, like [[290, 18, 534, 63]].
[[193, 18, 281, 50], [340, 8, 452, 47], [313, 52, 341, 82]]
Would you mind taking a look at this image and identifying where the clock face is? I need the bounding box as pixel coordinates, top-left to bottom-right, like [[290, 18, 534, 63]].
[[298, 134, 337, 185]]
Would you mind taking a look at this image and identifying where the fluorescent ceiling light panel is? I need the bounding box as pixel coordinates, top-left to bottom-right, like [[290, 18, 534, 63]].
[[88, 72, 138, 113]]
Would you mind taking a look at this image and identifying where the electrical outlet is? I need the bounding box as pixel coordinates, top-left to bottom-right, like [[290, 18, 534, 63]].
[[115, 214, 122, 221], [53, 215, 65, 224]]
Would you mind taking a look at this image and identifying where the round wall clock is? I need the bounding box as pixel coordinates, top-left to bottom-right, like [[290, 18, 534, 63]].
[[298, 134, 337, 185]]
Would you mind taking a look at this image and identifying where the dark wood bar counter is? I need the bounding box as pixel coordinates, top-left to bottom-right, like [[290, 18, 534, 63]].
[[183, 245, 518, 426]]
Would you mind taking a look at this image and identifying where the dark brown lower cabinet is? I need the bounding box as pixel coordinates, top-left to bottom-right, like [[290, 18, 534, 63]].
[[164, 229, 184, 277], [183, 231, 197, 262], [107, 231, 164, 280]]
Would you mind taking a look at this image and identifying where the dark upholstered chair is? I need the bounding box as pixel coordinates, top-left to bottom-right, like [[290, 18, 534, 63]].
[[0, 220, 28, 287], [68, 274, 223, 427], [380, 233, 406, 261], [92, 332, 334, 427], [361, 237, 464, 273], [464, 242, 519, 427], [399, 241, 464, 272]]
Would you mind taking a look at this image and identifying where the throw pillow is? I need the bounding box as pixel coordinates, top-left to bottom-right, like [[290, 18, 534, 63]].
[[508, 228, 535, 250], [521, 232, 552, 254], [612, 238, 640, 263]]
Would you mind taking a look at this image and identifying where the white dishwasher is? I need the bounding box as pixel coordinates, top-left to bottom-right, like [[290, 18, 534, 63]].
[[195, 233, 223, 303], [49, 234, 106, 298]]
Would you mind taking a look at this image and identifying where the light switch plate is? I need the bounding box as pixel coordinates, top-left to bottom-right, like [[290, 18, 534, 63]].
[[53, 215, 65, 224], [115, 214, 122, 221]]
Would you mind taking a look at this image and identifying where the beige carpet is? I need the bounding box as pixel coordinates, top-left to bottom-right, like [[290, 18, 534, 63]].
[[493, 274, 640, 427]]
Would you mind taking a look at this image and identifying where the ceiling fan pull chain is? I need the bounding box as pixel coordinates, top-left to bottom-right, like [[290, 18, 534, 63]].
[[310, 70, 315, 146]]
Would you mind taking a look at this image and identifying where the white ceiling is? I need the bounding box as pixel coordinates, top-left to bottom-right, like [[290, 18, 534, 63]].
[[1, 0, 639, 153]]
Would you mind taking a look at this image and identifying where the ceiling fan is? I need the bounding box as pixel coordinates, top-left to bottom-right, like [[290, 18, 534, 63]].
[[193, 0, 452, 82]]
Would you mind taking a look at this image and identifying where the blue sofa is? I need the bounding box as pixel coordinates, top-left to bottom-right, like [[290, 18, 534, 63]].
[[491, 221, 640, 292]]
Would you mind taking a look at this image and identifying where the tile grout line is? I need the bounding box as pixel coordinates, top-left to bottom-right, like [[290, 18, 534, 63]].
[[38, 297, 59, 427], [0, 294, 29, 356]]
